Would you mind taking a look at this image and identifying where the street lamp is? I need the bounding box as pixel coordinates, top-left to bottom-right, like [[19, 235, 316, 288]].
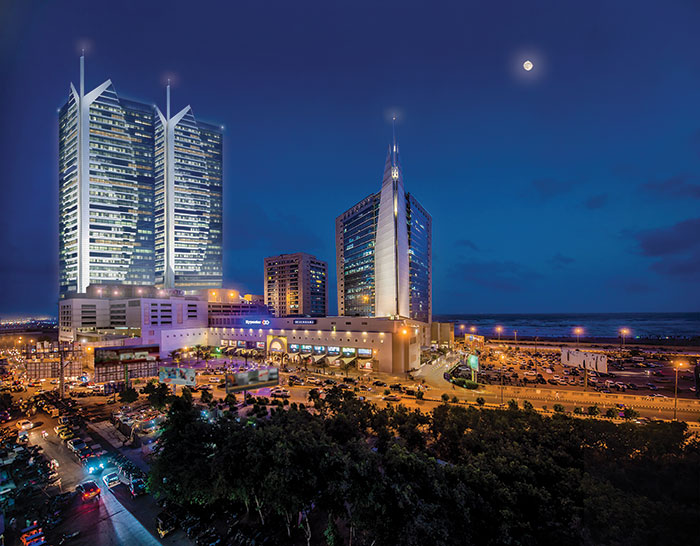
[[674, 361, 686, 421], [619, 328, 630, 349], [500, 354, 505, 406], [470, 326, 476, 333], [495, 326, 503, 341], [574, 327, 583, 347]]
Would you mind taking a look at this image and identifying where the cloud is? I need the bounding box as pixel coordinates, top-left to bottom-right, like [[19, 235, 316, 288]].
[[448, 260, 541, 292], [549, 252, 575, 269], [642, 175, 700, 200], [530, 178, 574, 200], [584, 193, 608, 209], [633, 217, 700, 257], [455, 239, 479, 251], [632, 217, 700, 283], [650, 249, 700, 280]]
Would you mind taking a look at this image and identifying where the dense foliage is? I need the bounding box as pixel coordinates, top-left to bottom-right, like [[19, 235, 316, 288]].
[[148, 389, 700, 546]]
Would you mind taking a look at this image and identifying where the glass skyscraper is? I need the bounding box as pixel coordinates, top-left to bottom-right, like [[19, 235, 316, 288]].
[[59, 58, 223, 297], [335, 128, 432, 323], [154, 86, 223, 290]]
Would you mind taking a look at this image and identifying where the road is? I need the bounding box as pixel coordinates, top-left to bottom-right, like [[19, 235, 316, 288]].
[[8, 413, 190, 545]]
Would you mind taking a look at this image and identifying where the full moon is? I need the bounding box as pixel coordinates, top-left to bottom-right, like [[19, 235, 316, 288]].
[[523, 60, 534, 71]]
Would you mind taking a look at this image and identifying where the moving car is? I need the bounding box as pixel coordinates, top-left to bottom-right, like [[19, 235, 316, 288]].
[[102, 472, 120, 489], [77, 480, 101, 501], [383, 394, 401, 402], [81, 455, 106, 474], [16, 419, 32, 430]]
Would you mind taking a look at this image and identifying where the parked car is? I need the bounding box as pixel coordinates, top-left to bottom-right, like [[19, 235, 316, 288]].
[[383, 395, 400, 402], [102, 472, 120, 489], [67, 438, 87, 453], [129, 478, 147, 498]]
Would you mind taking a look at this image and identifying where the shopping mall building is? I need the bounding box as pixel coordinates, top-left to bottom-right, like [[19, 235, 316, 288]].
[[166, 316, 430, 375]]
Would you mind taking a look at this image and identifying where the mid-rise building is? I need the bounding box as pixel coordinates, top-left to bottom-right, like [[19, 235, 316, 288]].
[[58, 57, 223, 297], [264, 253, 328, 317], [336, 126, 432, 323]]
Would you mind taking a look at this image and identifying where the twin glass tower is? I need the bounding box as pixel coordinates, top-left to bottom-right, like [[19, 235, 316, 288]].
[[335, 121, 432, 323], [58, 56, 223, 297]]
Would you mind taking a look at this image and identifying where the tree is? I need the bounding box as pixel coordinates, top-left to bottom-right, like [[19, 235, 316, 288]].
[[143, 380, 171, 410], [192, 344, 204, 364], [224, 393, 237, 407], [451, 396, 459, 404], [441, 393, 450, 403], [507, 399, 518, 411], [588, 405, 600, 416], [168, 349, 181, 364], [119, 387, 138, 403], [201, 389, 214, 405], [553, 403, 565, 413], [605, 408, 618, 419], [623, 407, 639, 420], [415, 390, 425, 400], [202, 346, 213, 369], [476, 397, 485, 406], [522, 400, 534, 412]]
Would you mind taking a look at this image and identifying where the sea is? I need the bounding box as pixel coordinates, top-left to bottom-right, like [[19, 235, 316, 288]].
[[433, 313, 700, 341]]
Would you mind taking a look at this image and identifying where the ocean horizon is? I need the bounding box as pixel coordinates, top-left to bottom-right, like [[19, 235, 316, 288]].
[[433, 312, 700, 340]]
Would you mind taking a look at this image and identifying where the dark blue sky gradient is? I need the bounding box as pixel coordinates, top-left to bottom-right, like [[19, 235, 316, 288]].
[[1, 0, 699, 316]]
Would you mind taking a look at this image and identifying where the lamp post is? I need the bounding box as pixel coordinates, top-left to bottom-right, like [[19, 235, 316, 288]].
[[674, 361, 685, 421], [620, 328, 630, 349], [496, 326, 503, 342], [574, 327, 583, 347], [500, 354, 505, 406]]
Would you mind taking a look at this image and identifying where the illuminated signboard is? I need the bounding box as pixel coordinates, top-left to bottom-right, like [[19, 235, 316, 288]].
[[301, 344, 313, 353], [313, 345, 325, 354], [342, 347, 356, 357], [237, 340, 246, 348], [357, 348, 372, 358], [244, 319, 271, 326], [225, 367, 279, 392], [256, 341, 265, 349], [289, 344, 300, 353], [467, 354, 479, 371], [327, 346, 340, 356], [159, 366, 196, 386], [293, 319, 317, 325]]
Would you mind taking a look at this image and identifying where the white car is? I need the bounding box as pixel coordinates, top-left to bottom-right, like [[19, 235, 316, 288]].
[[16, 420, 33, 431]]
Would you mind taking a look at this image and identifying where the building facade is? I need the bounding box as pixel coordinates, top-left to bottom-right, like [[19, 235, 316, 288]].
[[59, 58, 223, 297], [336, 129, 432, 323], [154, 85, 224, 290], [264, 253, 328, 317]]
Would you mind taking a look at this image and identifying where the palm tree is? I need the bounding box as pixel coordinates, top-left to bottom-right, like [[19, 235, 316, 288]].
[[168, 349, 181, 364], [202, 347, 213, 370], [193, 344, 204, 365]]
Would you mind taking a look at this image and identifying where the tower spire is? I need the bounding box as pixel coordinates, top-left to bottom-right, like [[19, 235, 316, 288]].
[[79, 49, 85, 98], [391, 116, 397, 167], [166, 79, 171, 119]]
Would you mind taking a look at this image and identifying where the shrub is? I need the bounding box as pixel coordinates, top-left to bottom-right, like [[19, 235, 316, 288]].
[[588, 405, 600, 416], [384, 389, 391, 396], [476, 397, 485, 406], [623, 407, 639, 420], [451, 396, 459, 404], [507, 399, 518, 411], [605, 408, 617, 419], [441, 393, 450, 402], [415, 390, 424, 400], [523, 400, 534, 411], [553, 403, 565, 413]]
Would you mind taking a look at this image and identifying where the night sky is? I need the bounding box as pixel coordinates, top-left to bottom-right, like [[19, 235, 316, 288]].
[[1, 0, 699, 317]]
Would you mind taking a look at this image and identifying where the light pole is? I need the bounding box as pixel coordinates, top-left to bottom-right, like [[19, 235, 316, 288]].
[[674, 361, 685, 421], [496, 326, 503, 342], [574, 327, 583, 347], [500, 354, 505, 406], [620, 328, 630, 349]]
